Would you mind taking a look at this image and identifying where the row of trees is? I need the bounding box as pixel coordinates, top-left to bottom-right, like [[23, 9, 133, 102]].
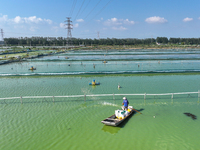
[[156, 37, 200, 45], [3, 37, 200, 46]]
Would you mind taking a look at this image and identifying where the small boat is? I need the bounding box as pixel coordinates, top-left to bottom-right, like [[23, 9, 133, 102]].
[[89, 79, 100, 85], [89, 82, 100, 85], [101, 107, 135, 126], [29, 66, 36, 70]]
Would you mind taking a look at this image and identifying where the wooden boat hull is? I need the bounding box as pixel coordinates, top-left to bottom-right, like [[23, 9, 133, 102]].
[[101, 108, 135, 126]]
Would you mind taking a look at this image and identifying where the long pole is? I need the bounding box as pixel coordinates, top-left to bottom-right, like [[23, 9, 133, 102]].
[[133, 108, 142, 114]]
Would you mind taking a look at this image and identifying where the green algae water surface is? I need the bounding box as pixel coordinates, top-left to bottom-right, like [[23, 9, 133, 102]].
[[1, 49, 200, 150]]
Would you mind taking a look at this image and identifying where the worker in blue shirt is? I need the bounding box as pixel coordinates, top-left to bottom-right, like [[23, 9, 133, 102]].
[[122, 97, 129, 110]]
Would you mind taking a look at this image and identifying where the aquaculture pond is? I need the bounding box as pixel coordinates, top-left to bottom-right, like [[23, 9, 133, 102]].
[[1, 49, 200, 150]]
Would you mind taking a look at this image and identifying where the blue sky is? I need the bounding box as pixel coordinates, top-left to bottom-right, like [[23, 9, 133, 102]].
[[0, 0, 200, 40]]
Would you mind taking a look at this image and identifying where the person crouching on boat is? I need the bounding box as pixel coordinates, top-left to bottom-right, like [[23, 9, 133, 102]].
[[122, 97, 129, 111], [92, 79, 96, 85]]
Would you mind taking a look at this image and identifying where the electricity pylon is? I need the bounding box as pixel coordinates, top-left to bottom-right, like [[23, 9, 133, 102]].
[[65, 17, 73, 48]]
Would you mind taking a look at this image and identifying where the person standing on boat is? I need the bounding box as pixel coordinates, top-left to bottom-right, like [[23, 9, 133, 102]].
[[122, 97, 129, 110]]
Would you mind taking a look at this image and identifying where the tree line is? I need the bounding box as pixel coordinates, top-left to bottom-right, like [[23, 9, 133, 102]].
[[3, 37, 200, 46]]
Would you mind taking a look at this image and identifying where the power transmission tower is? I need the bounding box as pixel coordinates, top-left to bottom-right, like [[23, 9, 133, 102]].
[[97, 31, 100, 39], [0, 29, 4, 45], [1, 29, 3, 38], [65, 17, 73, 48]]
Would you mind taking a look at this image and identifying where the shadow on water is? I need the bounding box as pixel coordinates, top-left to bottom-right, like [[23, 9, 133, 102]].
[[137, 108, 144, 112], [101, 125, 121, 134], [101, 109, 144, 134], [101, 116, 134, 134], [183, 112, 197, 120]]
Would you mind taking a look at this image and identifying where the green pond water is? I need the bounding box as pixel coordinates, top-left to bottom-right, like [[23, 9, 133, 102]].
[[1, 49, 200, 150]]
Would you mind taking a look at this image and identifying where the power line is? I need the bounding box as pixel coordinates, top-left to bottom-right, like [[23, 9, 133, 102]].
[[79, 0, 91, 18], [73, 0, 86, 21], [69, 0, 77, 17], [91, 0, 114, 21], [84, 0, 114, 26], [83, 0, 102, 20], [4, 30, 124, 39], [3, 31, 99, 38]]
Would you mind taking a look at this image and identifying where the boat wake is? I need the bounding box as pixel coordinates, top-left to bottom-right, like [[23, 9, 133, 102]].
[[99, 102, 119, 107]]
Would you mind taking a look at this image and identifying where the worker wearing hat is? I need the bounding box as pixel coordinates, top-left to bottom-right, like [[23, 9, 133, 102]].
[[122, 97, 129, 111], [92, 79, 96, 85]]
